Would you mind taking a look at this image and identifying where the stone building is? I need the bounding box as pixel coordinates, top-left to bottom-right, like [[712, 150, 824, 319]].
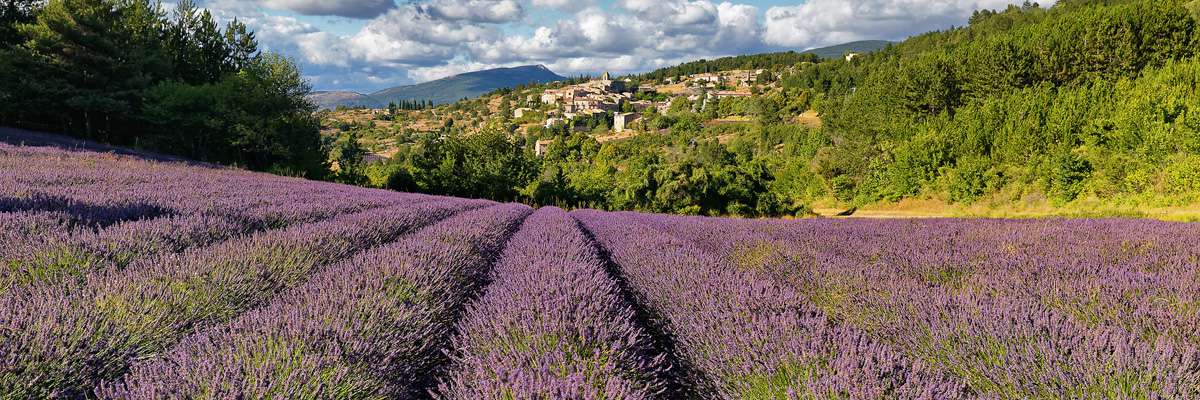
[[614, 112, 641, 133], [535, 139, 554, 157]]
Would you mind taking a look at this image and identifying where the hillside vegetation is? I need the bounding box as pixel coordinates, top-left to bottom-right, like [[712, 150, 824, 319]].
[[331, 0, 1200, 217], [635, 40, 890, 82], [801, 0, 1200, 209]]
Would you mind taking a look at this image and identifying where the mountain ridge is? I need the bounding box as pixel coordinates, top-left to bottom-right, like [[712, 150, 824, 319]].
[[309, 64, 567, 110], [803, 40, 894, 58]]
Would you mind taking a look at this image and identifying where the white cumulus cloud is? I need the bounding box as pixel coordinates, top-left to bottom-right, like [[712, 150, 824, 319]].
[[419, 0, 524, 23], [763, 0, 1052, 48], [531, 0, 592, 12], [252, 0, 396, 18], [194, 0, 1052, 91]]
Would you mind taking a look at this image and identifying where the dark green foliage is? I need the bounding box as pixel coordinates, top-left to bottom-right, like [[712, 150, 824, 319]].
[[0, 0, 38, 45], [0, 0, 324, 177], [949, 157, 996, 204], [393, 129, 537, 202], [331, 130, 367, 185], [1051, 150, 1092, 202]]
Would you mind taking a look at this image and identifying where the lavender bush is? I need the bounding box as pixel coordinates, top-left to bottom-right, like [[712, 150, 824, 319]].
[[637, 213, 1200, 398], [99, 203, 530, 398], [572, 210, 969, 399], [436, 207, 668, 399], [0, 200, 485, 397]]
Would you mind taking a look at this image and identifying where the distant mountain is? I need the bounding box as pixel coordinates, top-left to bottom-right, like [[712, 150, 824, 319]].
[[371, 65, 567, 106], [804, 40, 894, 59], [308, 65, 567, 110], [308, 91, 383, 110]]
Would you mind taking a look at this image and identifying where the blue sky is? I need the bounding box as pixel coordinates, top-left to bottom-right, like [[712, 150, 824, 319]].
[[193, 0, 1050, 92]]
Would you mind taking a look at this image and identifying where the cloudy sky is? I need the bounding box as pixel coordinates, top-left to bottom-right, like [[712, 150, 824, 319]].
[[192, 0, 1047, 92]]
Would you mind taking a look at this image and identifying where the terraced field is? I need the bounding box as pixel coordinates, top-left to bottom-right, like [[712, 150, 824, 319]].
[[1, 140, 1198, 399]]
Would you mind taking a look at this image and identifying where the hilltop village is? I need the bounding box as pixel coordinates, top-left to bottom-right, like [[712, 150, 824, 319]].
[[315, 50, 835, 217], [527, 70, 764, 154], [318, 65, 809, 162], [536, 70, 759, 129]]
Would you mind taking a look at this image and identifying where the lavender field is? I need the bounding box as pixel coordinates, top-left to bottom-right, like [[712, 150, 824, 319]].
[[1, 140, 1199, 399]]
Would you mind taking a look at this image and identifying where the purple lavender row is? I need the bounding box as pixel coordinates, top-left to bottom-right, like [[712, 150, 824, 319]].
[[0, 143, 430, 208], [0, 183, 381, 229], [0, 214, 252, 294], [644, 215, 1200, 397], [1, 178, 428, 227], [0, 186, 412, 229], [0, 199, 489, 397], [99, 203, 531, 399], [222, 192, 419, 228], [573, 210, 970, 399], [0, 212, 78, 279], [0, 139, 443, 294], [435, 207, 668, 399], [0, 193, 169, 227], [794, 219, 1200, 398], [0, 211, 74, 244], [0, 191, 441, 294], [1, 142, 437, 222]]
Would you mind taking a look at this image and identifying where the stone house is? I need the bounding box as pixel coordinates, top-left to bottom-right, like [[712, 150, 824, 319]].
[[614, 112, 641, 133]]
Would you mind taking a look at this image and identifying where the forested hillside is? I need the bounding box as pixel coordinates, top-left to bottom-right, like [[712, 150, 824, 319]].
[[795, 0, 1200, 207], [0, 0, 325, 177], [349, 0, 1200, 217]]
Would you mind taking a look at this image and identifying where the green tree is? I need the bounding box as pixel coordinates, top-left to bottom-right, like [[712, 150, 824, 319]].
[[223, 18, 257, 71], [17, 0, 166, 139], [0, 0, 38, 45], [167, 0, 230, 83], [332, 130, 366, 184], [406, 128, 537, 201]]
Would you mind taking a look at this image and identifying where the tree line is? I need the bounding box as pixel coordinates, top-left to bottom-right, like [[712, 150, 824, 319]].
[[388, 100, 434, 112], [0, 0, 325, 177]]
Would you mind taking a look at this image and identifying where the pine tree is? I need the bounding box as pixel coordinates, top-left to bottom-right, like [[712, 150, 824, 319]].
[[194, 10, 229, 82], [20, 0, 164, 138], [223, 18, 257, 71], [0, 0, 39, 45]]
